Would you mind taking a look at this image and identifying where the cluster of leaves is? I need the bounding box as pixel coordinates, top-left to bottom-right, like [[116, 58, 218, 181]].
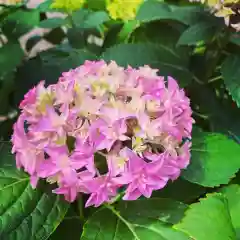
[[0, 0, 240, 239]]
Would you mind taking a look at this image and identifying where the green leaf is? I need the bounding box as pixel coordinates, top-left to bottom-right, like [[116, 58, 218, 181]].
[[0, 142, 15, 166], [67, 28, 86, 49], [2, 9, 40, 39], [37, 0, 54, 12], [131, 21, 182, 48], [136, 2, 172, 22], [81, 198, 191, 240], [222, 55, 240, 107], [169, 5, 204, 25], [0, 143, 69, 240], [14, 47, 96, 105], [229, 33, 240, 46], [71, 9, 91, 28], [174, 193, 236, 240], [6, 9, 40, 26], [102, 23, 124, 50], [152, 177, 206, 203], [136, 1, 203, 25], [0, 72, 15, 115], [101, 43, 192, 87], [83, 11, 109, 28], [177, 22, 216, 46], [182, 130, 240, 187], [188, 83, 240, 137], [39, 17, 68, 29], [220, 184, 240, 239], [86, 0, 106, 11], [49, 206, 82, 240], [0, 42, 24, 77], [117, 20, 139, 43]]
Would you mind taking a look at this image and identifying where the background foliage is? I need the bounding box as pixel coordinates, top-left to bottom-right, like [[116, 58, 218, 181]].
[[0, 0, 240, 239]]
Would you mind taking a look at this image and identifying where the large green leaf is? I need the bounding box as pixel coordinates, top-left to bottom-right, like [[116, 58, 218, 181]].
[[49, 206, 82, 240], [131, 21, 184, 48], [0, 72, 15, 115], [182, 130, 240, 187], [14, 47, 97, 105], [37, 0, 54, 12], [71, 9, 91, 28], [136, 1, 203, 25], [174, 193, 236, 240], [101, 43, 192, 87], [169, 5, 204, 25], [220, 184, 240, 239], [177, 22, 217, 46], [83, 11, 109, 28], [0, 143, 69, 240], [0, 42, 24, 77], [67, 28, 86, 49], [188, 83, 240, 137], [6, 9, 40, 26], [152, 178, 206, 203], [2, 9, 40, 40], [38, 17, 68, 29], [136, 2, 172, 22], [222, 55, 240, 107], [86, 0, 106, 11], [81, 198, 191, 240], [230, 33, 240, 46]]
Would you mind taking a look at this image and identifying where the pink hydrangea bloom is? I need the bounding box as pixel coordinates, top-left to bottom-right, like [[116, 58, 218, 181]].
[[12, 60, 194, 207]]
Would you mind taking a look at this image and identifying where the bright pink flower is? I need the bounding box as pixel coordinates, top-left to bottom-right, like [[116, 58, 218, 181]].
[[120, 148, 168, 200], [35, 107, 67, 133], [71, 138, 96, 174], [12, 115, 44, 175], [38, 146, 79, 185], [83, 174, 125, 207], [12, 60, 194, 207], [20, 87, 37, 109]]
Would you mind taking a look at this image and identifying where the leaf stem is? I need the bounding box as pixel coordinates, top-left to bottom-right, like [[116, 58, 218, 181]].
[[68, 14, 75, 28], [192, 75, 204, 85], [105, 204, 140, 240], [108, 192, 124, 205], [208, 75, 222, 83], [78, 194, 85, 222], [192, 111, 209, 119]]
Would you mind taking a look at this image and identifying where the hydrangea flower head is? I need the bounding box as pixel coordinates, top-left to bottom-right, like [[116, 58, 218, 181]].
[[12, 60, 194, 207]]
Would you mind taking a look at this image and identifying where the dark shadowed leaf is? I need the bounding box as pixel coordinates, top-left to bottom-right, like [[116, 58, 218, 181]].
[[83, 11, 109, 28], [101, 43, 192, 87], [49, 206, 82, 240], [136, 1, 203, 25], [152, 177, 206, 203], [177, 22, 217, 46], [39, 17, 68, 29], [222, 55, 240, 107], [14, 47, 96, 105], [1, 9, 40, 40], [0, 42, 24, 77]]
